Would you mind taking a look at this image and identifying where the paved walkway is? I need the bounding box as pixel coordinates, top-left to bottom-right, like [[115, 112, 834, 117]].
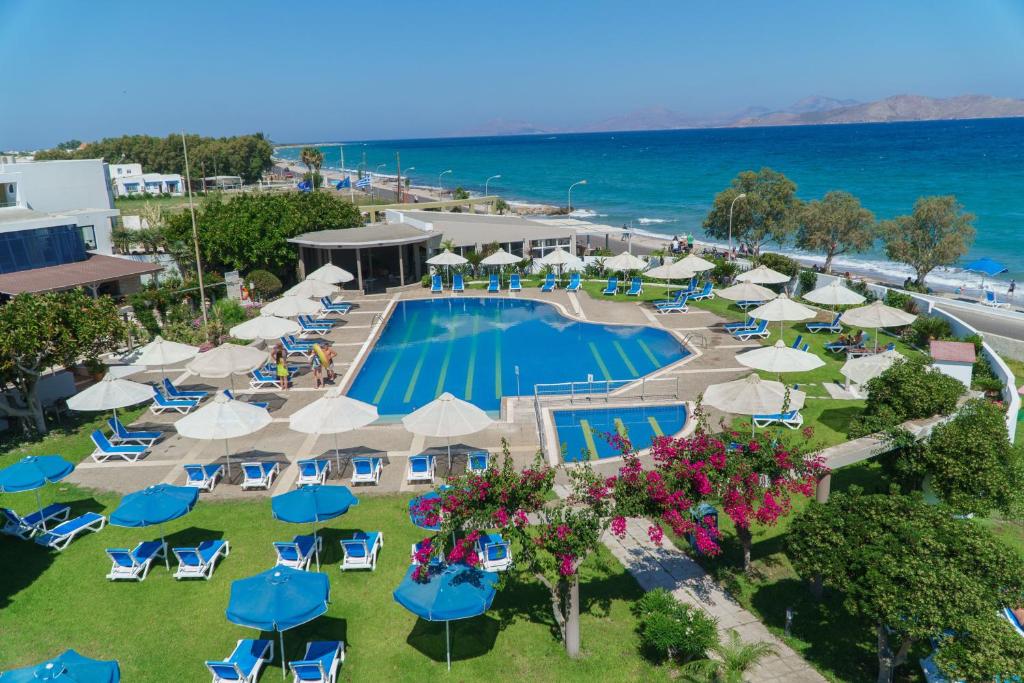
[[601, 516, 826, 682]]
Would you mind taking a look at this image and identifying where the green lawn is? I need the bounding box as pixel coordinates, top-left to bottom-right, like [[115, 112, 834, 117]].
[[114, 195, 194, 214], [0, 422, 669, 682]]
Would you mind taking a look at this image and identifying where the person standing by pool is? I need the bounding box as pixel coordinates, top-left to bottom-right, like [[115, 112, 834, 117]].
[[274, 345, 290, 390], [311, 345, 324, 389], [324, 345, 337, 382]]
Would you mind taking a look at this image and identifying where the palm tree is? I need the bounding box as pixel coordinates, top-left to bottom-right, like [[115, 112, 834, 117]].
[[679, 630, 777, 683], [299, 146, 324, 189]]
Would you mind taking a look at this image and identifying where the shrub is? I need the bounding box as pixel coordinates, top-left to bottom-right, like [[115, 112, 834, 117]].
[[212, 298, 247, 327], [845, 277, 877, 302], [884, 289, 915, 313], [710, 258, 739, 283], [755, 252, 799, 277], [421, 274, 432, 288], [246, 269, 282, 299], [849, 357, 965, 437], [797, 269, 818, 296], [129, 293, 161, 337], [632, 588, 718, 663], [905, 315, 953, 348]]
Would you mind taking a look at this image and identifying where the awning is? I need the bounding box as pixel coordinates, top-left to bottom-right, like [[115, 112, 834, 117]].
[[0, 254, 163, 295]]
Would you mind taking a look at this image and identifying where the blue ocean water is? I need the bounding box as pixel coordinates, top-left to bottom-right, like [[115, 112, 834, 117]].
[[346, 298, 689, 416], [554, 403, 688, 462], [277, 118, 1024, 281]]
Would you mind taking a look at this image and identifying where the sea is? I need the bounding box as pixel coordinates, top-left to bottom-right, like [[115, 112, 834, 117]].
[[275, 118, 1024, 288]]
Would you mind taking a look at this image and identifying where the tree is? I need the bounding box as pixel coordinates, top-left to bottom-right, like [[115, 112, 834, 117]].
[[679, 629, 777, 682], [849, 357, 965, 437], [881, 196, 975, 285], [0, 291, 127, 434], [795, 191, 877, 273], [702, 168, 801, 256], [787, 491, 1024, 683], [55, 139, 82, 151], [299, 147, 324, 190]]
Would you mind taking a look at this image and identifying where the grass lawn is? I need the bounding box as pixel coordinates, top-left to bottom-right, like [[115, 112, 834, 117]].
[[114, 195, 194, 214], [0, 422, 670, 682]]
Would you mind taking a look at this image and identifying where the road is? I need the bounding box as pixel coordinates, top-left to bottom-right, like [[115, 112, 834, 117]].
[[934, 304, 1024, 340]]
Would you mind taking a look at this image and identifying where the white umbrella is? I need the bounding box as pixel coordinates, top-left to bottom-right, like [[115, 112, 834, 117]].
[[288, 387, 379, 469], [717, 282, 778, 303], [260, 296, 322, 318], [426, 250, 468, 286], [305, 262, 354, 284], [283, 279, 340, 300], [737, 341, 825, 373], [839, 300, 917, 329], [840, 349, 904, 388], [737, 264, 791, 285], [123, 335, 200, 379], [186, 344, 268, 390], [803, 281, 866, 307], [749, 294, 817, 335], [602, 252, 648, 273], [674, 253, 717, 273], [480, 248, 523, 287], [230, 315, 300, 341], [174, 392, 272, 477], [402, 392, 494, 470], [537, 247, 581, 283], [67, 373, 155, 426], [703, 373, 807, 436], [105, 364, 143, 379], [644, 260, 696, 302]]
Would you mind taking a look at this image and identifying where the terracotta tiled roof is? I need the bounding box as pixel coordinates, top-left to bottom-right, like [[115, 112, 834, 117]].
[[929, 340, 977, 364], [0, 254, 162, 295]]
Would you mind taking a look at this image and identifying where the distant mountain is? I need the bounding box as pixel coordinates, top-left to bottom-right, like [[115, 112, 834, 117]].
[[450, 118, 552, 137], [784, 95, 860, 114], [576, 106, 715, 132], [730, 95, 1024, 127]]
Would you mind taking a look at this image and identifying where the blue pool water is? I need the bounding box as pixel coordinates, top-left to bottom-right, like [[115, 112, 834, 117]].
[[347, 298, 689, 416], [554, 403, 688, 462]]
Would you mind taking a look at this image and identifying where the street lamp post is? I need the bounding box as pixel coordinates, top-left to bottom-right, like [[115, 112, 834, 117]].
[[568, 179, 588, 212], [485, 174, 501, 196], [400, 167, 415, 203], [438, 169, 453, 199], [728, 193, 747, 258]]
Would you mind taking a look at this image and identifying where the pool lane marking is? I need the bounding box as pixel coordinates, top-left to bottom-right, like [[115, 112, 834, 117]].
[[373, 311, 420, 404], [588, 342, 613, 381], [494, 327, 503, 399], [612, 341, 639, 377], [613, 417, 628, 439], [579, 419, 599, 460], [434, 322, 457, 397], [636, 339, 660, 368], [648, 416, 664, 437], [403, 338, 432, 403], [464, 314, 480, 400]]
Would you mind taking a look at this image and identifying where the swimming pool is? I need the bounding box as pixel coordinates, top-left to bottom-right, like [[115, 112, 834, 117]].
[[553, 403, 688, 462], [347, 298, 689, 416]]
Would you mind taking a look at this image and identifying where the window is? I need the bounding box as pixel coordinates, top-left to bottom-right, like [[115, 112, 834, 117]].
[[0, 225, 87, 274], [80, 225, 97, 250]]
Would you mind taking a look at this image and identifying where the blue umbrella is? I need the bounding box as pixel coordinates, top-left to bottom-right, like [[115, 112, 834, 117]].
[[408, 491, 443, 531], [0, 455, 74, 532], [110, 484, 199, 570], [0, 649, 120, 682], [964, 257, 1009, 292], [393, 563, 498, 670], [227, 566, 330, 678], [271, 485, 358, 571]]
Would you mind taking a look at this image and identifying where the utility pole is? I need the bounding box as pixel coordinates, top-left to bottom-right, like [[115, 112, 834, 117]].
[[201, 162, 207, 195], [181, 132, 209, 331], [340, 144, 353, 202], [395, 151, 402, 203]]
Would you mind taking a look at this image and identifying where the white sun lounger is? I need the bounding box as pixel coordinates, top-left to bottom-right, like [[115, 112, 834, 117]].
[[206, 639, 273, 683], [34, 512, 106, 551], [173, 540, 230, 580], [296, 458, 331, 487], [184, 464, 224, 492], [407, 455, 435, 484], [2, 504, 71, 539], [476, 532, 512, 572], [274, 534, 321, 571], [241, 462, 280, 491], [288, 641, 345, 683], [350, 457, 383, 485], [340, 531, 383, 571], [105, 540, 166, 581]]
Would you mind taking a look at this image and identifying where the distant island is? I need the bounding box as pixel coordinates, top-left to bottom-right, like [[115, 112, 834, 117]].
[[454, 94, 1024, 137]]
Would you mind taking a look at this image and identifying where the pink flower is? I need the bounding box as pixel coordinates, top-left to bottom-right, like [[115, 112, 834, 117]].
[[647, 525, 664, 545], [556, 524, 570, 541], [557, 553, 576, 576], [611, 516, 627, 537], [514, 509, 529, 528], [493, 507, 509, 526]]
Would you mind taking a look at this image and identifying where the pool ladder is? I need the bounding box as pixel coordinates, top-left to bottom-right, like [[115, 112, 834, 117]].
[[680, 332, 708, 349], [371, 312, 386, 328]]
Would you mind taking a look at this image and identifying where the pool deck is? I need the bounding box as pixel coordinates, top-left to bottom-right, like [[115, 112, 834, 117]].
[[71, 286, 754, 496]]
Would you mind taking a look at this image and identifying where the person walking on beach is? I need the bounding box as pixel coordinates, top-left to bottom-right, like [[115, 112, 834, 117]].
[[1010, 279, 1016, 300], [687, 233, 694, 252]]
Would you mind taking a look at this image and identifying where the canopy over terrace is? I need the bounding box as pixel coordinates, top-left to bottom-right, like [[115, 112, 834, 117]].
[[290, 222, 439, 293]]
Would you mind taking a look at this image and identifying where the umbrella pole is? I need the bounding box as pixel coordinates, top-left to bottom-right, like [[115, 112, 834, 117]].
[[34, 489, 46, 532], [313, 522, 320, 571], [447, 437, 452, 473], [279, 630, 286, 679], [160, 522, 170, 570], [446, 620, 451, 671], [224, 439, 231, 479], [334, 432, 341, 472]]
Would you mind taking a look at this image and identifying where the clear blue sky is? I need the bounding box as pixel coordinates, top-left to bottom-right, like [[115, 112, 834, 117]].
[[2, 0, 1022, 148]]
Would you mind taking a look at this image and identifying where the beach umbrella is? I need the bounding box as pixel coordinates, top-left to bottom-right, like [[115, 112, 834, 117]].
[[749, 294, 817, 335], [645, 260, 696, 301], [272, 484, 359, 570], [803, 281, 866, 308], [674, 253, 717, 273], [839, 300, 917, 350], [105, 364, 143, 379], [260, 295, 322, 318], [716, 282, 778, 303], [480, 248, 522, 287], [964, 257, 1008, 292], [122, 335, 199, 379], [537, 247, 581, 284], [408, 490, 445, 531], [288, 387, 379, 469], [602, 251, 648, 274], [737, 340, 825, 373], [0, 650, 120, 683], [840, 349, 904, 388], [402, 393, 494, 471], [737, 264, 790, 285], [0, 455, 75, 532], [110, 484, 199, 570], [427, 250, 468, 286], [305, 262, 354, 284], [174, 393, 272, 477], [186, 344, 268, 391], [703, 373, 806, 436], [67, 373, 154, 426], [393, 563, 499, 670], [230, 315, 300, 341], [227, 566, 330, 678], [283, 279, 340, 300]]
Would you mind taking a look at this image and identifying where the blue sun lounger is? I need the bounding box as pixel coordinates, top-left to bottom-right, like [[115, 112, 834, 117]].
[[602, 277, 618, 295], [431, 274, 443, 293], [298, 315, 333, 337], [351, 456, 383, 485], [296, 458, 331, 487], [105, 540, 166, 581], [174, 539, 230, 580], [540, 273, 556, 292], [509, 274, 522, 292], [222, 389, 269, 410], [162, 378, 208, 402], [476, 532, 512, 571], [723, 317, 756, 332], [689, 282, 714, 301], [34, 512, 106, 551], [319, 296, 352, 315], [184, 463, 224, 492], [566, 273, 581, 292], [730, 319, 769, 341], [468, 451, 490, 474], [284, 334, 318, 349], [736, 299, 764, 310], [807, 312, 842, 333], [655, 293, 689, 314], [984, 290, 1011, 309], [91, 430, 149, 463], [2, 504, 71, 539], [407, 455, 435, 483], [340, 531, 383, 571], [753, 410, 804, 429], [150, 388, 199, 415], [107, 416, 161, 447], [452, 273, 465, 293], [487, 274, 500, 292], [1002, 607, 1024, 638], [274, 534, 321, 571], [241, 462, 280, 490], [790, 335, 803, 350], [206, 639, 274, 683], [288, 641, 345, 683], [626, 277, 643, 296], [249, 368, 283, 390]]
